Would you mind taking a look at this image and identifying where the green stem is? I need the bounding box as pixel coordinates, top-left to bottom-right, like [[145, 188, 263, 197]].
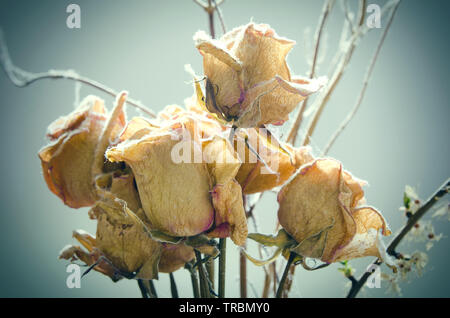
[[218, 238, 226, 298], [169, 273, 179, 298], [276, 253, 295, 298]]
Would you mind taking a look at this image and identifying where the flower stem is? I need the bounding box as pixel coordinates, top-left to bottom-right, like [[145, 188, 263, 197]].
[[240, 247, 247, 298], [276, 253, 296, 298], [137, 279, 148, 298], [218, 238, 226, 298], [206, 257, 215, 290], [169, 273, 179, 298], [195, 250, 210, 298]]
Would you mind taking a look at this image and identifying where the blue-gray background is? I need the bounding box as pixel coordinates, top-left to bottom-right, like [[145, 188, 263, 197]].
[[0, 0, 448, 297]]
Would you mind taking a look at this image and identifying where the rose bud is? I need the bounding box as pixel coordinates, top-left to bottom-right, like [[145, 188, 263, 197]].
[[194, 23, 326, 127], [277, 158, 391, 263]]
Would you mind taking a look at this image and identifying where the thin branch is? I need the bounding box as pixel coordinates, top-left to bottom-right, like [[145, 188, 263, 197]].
[[194, 0, 226, 39], [347, 177, 450, 298], [212, 0, 227, 35], [0, 28, 156, 118], [286, 0, 335, 145], [303, 0, 397, 146], [322, 0, 399, 155]]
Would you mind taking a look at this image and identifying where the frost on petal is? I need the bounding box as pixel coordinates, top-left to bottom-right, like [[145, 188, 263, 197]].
[[210, 180, 248, 246], [333, 207, 391, 262], [232, 23, 294, 88], [106, 132, 215, 238], [238, 76, 326, 127], [118, 117, 159, 142], [277, 159, 357, 262], [39, 95, 125, 208], [158, 243, 195, 273]]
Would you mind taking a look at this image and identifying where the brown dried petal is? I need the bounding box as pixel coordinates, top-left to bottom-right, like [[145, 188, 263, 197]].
[[278, 159, 357, 262], [92, 201, 162, 280], [39, 96, 125, 208], [195, 23, 325, 127], [158, 244, 195, 273], [210, 179, 248, 246], [106, 132, 215, 238], [235, 129, 313, 194], [333, 207, 391, 261]]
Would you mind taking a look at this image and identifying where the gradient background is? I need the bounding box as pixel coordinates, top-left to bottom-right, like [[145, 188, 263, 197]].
[[0, 0, 448, 298]]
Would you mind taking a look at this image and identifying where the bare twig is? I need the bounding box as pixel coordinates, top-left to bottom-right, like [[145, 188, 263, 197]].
[[302, 0, 397, 146], [0, 28, 156, 118], [347, 177, 450, 298], [286, 0, 335, 145], [322, 0, 400, 155], [194, 0, 226, 39]]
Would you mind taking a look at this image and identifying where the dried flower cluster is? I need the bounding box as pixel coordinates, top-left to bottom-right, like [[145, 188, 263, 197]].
[[38, 23, 391, 290]]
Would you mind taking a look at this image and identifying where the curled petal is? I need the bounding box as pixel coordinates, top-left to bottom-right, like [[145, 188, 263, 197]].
[[333, 207, 391, 262], [39, 95, 125, 208], [210, 180, 248, 246]]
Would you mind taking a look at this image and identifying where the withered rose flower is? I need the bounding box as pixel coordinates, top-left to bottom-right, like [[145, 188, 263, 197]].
[[38, 95, 125, 208], [277, 158, 391, 263], [194, 23, 326, 127], [234, 128, 314, 194], [106, 110, 248, 245]]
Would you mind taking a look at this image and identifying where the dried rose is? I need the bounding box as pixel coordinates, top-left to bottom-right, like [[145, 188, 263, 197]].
[[194, 23, 326, 127], [234, 128, 314, 194], [106, 111, 248, 245], [277, 158, 391, 263], [38, 95, 125, 208]]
